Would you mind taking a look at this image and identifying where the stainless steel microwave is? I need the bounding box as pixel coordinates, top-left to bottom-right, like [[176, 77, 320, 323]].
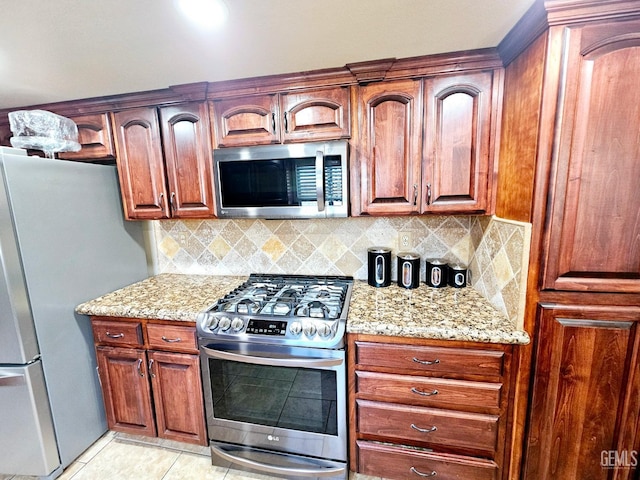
[[213, 140, 349, 219]]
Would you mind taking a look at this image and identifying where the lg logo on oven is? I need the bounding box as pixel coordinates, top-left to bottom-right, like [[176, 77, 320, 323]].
[[267, 435, 280, 442]]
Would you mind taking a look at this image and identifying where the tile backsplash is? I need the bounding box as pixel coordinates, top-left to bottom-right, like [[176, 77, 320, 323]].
[[149, 215, 530, 327]]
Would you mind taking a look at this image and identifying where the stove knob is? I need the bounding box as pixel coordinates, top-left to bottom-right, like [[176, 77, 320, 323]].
[[289, 321, 302, 336], [231, 317, 244, 332], [206, 315, 219, 331], [218, 316, 232, 331], [303, 322, 317, 338], [317, 323, 333, 338]]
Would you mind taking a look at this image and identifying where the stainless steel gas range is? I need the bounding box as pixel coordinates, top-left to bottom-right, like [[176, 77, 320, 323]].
[[196, 274, 353, 480]]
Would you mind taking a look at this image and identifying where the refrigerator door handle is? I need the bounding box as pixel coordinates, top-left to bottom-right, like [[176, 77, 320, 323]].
[[0, 370, 26, 386]]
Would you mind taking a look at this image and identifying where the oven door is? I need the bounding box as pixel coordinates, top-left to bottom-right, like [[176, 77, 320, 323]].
[[199, 340, 347, 470]]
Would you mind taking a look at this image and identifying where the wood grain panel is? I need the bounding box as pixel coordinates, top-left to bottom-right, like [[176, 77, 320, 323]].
[[357, 399, 499, 457], [96, 346, 155, 437], [148, 351, 207, 445], [355, 341, 504, 378], [211, 94, 279, 147], [356, 78, 422, 215], [524, 304, 640, 479], [112, 107, 169, 219], [357, 440, 499, 480], [543, 19, 640, 293], [356, 370, 502, 412], [160, 102, 215, 218], [280, 86, 351, 142], [146, 323, 198, 353]]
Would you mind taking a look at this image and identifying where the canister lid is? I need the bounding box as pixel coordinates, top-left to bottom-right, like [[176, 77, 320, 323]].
[[397, 252, 420, 260], [426, 259, 447, 265], [368, 247, 391, 253], [449, 264, 467, 270]]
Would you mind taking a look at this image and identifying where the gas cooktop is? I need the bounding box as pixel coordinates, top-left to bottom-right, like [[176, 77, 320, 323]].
[[196, 274, 353, 349]]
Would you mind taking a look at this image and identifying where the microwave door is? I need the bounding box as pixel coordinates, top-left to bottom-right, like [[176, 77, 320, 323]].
[[315, 150, 325, 212]]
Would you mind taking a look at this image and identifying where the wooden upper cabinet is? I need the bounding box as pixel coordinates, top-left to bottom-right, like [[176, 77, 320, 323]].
[[542, 18, 640, 293], [211, 86, 351, 147], [159, 103, 215, 218], [279, 86, 350, 143], [112, 103, 215, 220], [212, 93, 279, 147], [422, 72, 494, 214], [112, 107, 170, 219], [355, 79, 423, 215], [0, 123, 12, 147], [524, 304, 640, 480], [58, 113, 115, 162]]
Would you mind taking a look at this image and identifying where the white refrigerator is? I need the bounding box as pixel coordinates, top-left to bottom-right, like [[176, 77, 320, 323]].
[[0, 146, 149, 478]]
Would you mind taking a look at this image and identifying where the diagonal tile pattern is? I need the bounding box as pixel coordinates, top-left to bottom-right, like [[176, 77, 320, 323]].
[[151, 215, 530, 327]]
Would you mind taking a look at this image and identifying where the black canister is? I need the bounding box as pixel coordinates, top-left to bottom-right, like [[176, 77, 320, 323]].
[[425, 259, 448, 288], [368, 247, 391, 287], [397, 252, 420, 289], [449, 264, 469, 288]]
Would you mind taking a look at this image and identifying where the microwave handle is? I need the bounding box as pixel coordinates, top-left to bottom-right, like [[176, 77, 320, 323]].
[[315, 150, 325, 212]]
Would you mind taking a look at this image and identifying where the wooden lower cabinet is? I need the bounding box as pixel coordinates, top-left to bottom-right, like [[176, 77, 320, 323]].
[[348, 334, 514, 480], [524, 304, 640, 480], [92, 317, 207, 446], [148, 350, 206, 445], [357, 441, 499, 480], [96, 346, 156, 437]]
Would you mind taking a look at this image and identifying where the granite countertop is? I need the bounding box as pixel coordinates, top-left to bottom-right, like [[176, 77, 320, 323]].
[[76, 274, 530, 344], [75, 274, 246, 321], [347, 281, 530, 344]]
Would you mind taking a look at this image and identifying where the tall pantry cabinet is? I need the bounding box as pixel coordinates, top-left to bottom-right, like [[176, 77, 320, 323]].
[[496, 2, 640, 479]]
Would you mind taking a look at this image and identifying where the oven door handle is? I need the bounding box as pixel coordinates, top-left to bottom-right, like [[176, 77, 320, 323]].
[[202, 346, 342, 368], [211, 444, 346, 477]]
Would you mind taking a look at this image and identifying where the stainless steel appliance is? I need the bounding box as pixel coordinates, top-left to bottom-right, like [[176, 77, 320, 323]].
[[0, 147, 149, 478], [197, 274, 353, 480], [213, 140, 349, 219]]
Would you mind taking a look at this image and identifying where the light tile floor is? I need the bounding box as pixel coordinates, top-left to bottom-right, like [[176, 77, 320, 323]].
[[0, 431, 384, 480]]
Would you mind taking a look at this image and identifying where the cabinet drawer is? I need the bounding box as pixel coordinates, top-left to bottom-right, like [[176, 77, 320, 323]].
[[357, 440, 498, 480], [355, 341, 504, 377], [147, 323, 198, 353], [92, 319, 143, 347], [356, 371, 502, 411], [357, 399, 499, 457]]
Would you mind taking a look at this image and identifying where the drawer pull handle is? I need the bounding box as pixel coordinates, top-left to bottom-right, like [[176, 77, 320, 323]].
[[411, 423, 437, 433], [411, 387, 439, 397], [106, 332, 124, 339], [411, 466, 437, 477], [161, 336, 182, 343], [413, 357, 440, 366]]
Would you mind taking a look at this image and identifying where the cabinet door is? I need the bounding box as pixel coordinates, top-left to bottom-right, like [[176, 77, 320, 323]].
[[422, 72, 494, 214], [148, 350, 207, 445], [57, 113, 115, 162], [280, 86, 351, 143], [0, 123, 12, 147], [211, 94, 279, 147], [524, 304, 640, 480], [356, 79, 423, 215], [543, 19, 640, 293], [112, 107, 170, 219], [96, 346, 156, 437], [160, 103, 215, 218]]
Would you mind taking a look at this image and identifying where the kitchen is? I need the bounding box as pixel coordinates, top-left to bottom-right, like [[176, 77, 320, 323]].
[[1, 1, 639, 479]]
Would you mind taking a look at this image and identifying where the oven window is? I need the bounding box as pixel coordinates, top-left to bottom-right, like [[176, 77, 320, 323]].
[[209, 359, 338, 436]]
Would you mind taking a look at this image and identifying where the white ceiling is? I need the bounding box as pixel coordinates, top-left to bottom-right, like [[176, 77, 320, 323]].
[[0, 0, 536, 110]]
